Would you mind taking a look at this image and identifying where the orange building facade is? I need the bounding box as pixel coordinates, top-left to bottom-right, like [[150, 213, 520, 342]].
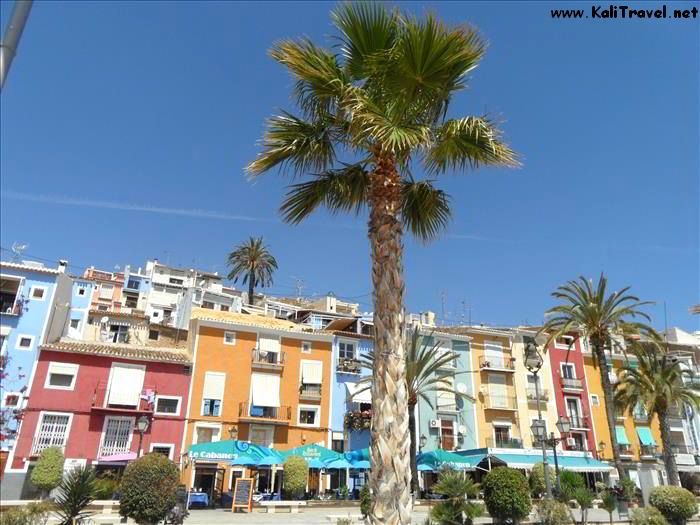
[[181, 309, 334, 499]]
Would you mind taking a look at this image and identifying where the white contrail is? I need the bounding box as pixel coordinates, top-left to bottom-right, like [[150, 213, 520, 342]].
[[2, 190, 276, 223]]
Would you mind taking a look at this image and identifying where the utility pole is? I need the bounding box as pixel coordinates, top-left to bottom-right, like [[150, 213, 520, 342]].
[[0, 0, 33, 90]]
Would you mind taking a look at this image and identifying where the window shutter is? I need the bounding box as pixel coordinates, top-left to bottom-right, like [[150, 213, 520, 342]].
[[301, 361, 323, 384], [108, 366, 145, 406], [202, 372, 226, 400], [251, 373, 280, 407]]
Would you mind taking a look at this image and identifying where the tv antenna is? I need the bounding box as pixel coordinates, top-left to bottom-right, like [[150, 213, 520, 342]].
[[10, 242, 28, 261], [291, 276, 306, 300]]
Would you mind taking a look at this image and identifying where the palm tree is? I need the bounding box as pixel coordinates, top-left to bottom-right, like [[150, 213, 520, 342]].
[[226, 237, 278, 304], [615, 341, 700, 486], [359, 328, 474, 495], [540, 274, 656, 481], [246, 5, 517, 522]]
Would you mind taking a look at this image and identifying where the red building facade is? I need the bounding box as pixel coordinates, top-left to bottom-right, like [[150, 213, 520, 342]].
[[547, 335, 598, 456], [8, 341, 191, 482]]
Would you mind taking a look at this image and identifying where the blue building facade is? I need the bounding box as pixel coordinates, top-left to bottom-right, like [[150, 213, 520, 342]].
[[0, 260, 72, 450], [416, 331, 477, 452], [65, 278, 95, 339]]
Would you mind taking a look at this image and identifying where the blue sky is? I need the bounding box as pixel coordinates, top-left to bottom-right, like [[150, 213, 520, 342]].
[[1, 1, 697, 331]]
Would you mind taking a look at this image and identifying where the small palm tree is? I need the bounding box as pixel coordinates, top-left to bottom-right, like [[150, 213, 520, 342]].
[[226, 237, 278, 305], [615, 341, 700, 486], [540, 274, 656, 480], [246, 5, 517, 521], [359, 328, 474, 495]]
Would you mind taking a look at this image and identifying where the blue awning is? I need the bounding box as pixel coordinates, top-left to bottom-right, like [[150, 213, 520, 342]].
[[455, 448, 613, 473], [637, 427, 656, 446], [616, 426, 630, 445]]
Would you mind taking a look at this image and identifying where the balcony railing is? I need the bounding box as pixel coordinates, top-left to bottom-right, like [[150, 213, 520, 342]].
[[91, 382, 156, 413], [640, 445, 658, 458], [251, 349, 286, 370], [239, 402, 291, 422], [568, 415, 591, 429], [526, 387, 550, 401], [560, 377, 583, 389], [299, 383, 322, 401], [483, 394, 518, 410], [31, 436, 66, 456], [479, 355, 515, 371], [616, 444, 635, 458], [99, 437, 132, 458], [486, 437, 523, 449], [336, 358, 363, 374], [0, 293, 24, 316], [564, 441, 586, 452], [670, 444, 696, 454]]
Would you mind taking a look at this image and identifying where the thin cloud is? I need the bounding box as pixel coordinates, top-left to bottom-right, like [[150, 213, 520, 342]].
[[2, 191, 276, 223]]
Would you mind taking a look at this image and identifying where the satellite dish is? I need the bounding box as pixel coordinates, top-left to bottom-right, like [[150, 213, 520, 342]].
[[457, 383, 468, 394], [11, 242, 28, 261]]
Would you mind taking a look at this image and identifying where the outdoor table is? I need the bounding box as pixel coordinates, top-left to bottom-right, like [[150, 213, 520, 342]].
[[188, 492, 209, 508]]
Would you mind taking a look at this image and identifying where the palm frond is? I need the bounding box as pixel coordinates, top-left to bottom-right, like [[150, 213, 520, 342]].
[[424, 116, 520, 174], [400, 180, 451, 242]]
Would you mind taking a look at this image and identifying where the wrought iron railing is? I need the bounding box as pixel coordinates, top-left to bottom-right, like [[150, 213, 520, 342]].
[[239, 403, 291, 421]]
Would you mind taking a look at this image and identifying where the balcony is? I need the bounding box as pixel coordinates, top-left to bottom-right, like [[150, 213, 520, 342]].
[[616, 444, 635, 459], [670, 444, 695, 454], [640, 445, 658, 459], [564, 441, 587, 452], [299, 383, 322, 401], [568, 415, 591, 429], [336, 358, 363, 375], [526, 387, 550, 402], [486, 437, 523, 449], [633, 410, 650, 424], [239, 403, 291, 424], [91, 382, 156, 413], [0, 283, 24, 315], [344, 410, 372, 431], [479, 355, 515, 372], [560, 377, 583, 390], [483, 394, 518, 411], [251, 349, 286, 371]]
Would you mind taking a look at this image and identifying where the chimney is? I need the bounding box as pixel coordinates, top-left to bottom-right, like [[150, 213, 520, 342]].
[[58, 260, 68, 273]]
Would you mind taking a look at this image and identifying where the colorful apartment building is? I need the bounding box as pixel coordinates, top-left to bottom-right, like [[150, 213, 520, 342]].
[[2, 317, 191, 499], [83, 267, 124, 312], [182, 309, 334, 502]]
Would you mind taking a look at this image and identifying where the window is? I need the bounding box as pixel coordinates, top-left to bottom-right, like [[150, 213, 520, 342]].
[[109, 325, 129, 343], [124, 296, 138, 308], [169, 278, 184, 285], [77, 288, 86, 296], [591, 394, 600, 406], [16, 335, 34, 350], [555, 335, 575, 349], [202, 398, 221, 416], [99, 416, 133, 457], [220, 305, 229, 312], [332, 439, 344, 453], [30, 286, 47, 300], [494, 425, 511, 446], [107, 364, 145, 407], [223, 332, 236, 345], [561, 363, 576, 379], [2, 392, 20, 408], [298, 405, 320, 426], [155, 396, 181, 416], [202, 372, 225, 416], [440, 419, 455, 450], [69, 319, 81, 330], [126, 279, 139, 290], [194, 424, 221, 444], [152, 311, 160, 318], [45, 362, 79, 390], [202, 301, 215, 309], [97, 305, 109, 311], [99, 284, 114, 300], [150, 444, 174, 459], [301, 342, 312, 354], [338, 341, 355, 360], [32, 413, 71, 455], [149, 330, 160, 341]]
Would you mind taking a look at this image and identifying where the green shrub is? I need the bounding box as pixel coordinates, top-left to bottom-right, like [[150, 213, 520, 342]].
[[360, 485, 372, 518], [430, 470, 482, 525], [93, 475, 119, 500], [119, 453, 179, 525], [558, 470, 585, 501], [574, 487, 595, 525], [0, 501, 53, 525], [482, 467, 532, 523], [283, 456, 308, 500], [631, 507, 670, 525], [600, 489, 617, 525], [537, 499, 572, 525], [30, 447, 64, 495], [54, 466, 97, 525], [649, 486, 698, 525], [530, 463, 555, 498]]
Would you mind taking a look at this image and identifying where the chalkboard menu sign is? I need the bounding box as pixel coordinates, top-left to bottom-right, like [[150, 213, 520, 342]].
[[232, 478, 253, 512]]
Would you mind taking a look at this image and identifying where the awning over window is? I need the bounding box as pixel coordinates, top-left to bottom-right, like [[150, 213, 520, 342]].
[[346, 382, 371, 404], [616, 426, 630, 445], [251, 373, 280, 407], [301, 361, 323, 384], [108, 365, 145, 406], [637, 427, 656, 446], [202, 372, 226, 400], [258, 334, 280, 353]]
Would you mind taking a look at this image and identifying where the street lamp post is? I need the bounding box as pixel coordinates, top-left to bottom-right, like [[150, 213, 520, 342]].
[[549, 415, 572, 494], [525, 340, 552, 499], [136, 415, 150, 457]]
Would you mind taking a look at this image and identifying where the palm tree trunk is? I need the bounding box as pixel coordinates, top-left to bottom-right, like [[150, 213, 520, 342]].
[[248, 277, 255, 306], [593, 339, 626, 481], [658, 407, 681, 486], [367, 150, 412, 525], [409, 402, 418, 496]]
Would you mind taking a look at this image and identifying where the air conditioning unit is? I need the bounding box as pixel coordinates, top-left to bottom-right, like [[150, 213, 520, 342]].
[[429, 419, 440, 428], [566, 437, 577, 447]]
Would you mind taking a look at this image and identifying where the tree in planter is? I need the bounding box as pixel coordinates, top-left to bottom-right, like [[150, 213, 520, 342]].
[[530, 462, 555, 499], [283, 456, 308, 500], [615, 341, 700, 486], [119, 454, 179, 525], [360, 485, 372, 519], [482, 467, 532, 524], [573, 487, 595, 525], [537, 499, 572, 525], [30, 446, 65, 498], [558, 470, 586, 502], [648, 486, 698, 525], [247, 3, 518, 521], [600, 490, 617, 525], [540, 274, 657, 480], [54, 465, 97, 525], [430, 469, 482, 525]]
